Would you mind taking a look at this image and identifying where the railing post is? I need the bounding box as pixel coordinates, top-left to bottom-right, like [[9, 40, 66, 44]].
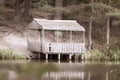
[[70, 31, 72, 42]]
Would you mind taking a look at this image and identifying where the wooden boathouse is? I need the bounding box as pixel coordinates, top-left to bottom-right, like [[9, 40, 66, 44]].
[[27, 18, 85, 60]]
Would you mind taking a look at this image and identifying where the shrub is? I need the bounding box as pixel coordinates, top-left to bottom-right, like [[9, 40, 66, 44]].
[[85, 49, 105, 61], [0, 49, 28, 60], [85, 49, 120, 61]]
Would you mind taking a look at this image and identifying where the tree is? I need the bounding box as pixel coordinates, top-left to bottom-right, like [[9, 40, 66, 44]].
[[106, 16, 110, 49], [15, 0, 21, 17], [88, 0, 94, 50], [23, 0, 32, 16], [14, 0, 33, 21], [54, 0, 63, 20], [0, 0, 5, 6]]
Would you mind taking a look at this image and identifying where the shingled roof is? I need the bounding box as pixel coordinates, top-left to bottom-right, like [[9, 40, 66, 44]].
[[28, 18, 85, 31]]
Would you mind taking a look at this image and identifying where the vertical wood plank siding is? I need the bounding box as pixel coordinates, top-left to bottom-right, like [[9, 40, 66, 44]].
[[49, 43, 85, 53], [28, 42, 41, 52], [28, 42, 85, 53]]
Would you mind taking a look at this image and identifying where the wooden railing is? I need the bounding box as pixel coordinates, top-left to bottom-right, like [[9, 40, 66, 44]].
[[44, 43, 85, 53], [28, 42, 85, 53]]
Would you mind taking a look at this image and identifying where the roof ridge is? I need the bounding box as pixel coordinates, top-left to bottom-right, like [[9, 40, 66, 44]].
[[34, 18, 76, 22]]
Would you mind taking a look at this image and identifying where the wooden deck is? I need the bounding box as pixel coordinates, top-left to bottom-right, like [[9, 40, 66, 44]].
[[28, 42, 85, 54]]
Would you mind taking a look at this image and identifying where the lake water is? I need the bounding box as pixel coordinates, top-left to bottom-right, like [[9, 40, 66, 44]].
[[0, 60, 119, 80]]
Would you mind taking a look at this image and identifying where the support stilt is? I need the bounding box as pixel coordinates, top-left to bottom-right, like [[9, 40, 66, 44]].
[[46, 54, 48, 60], [81, 54, 84, 60], [46, 60, 48, 63], [69, 54, 72, 60], [58, 54, 60, 60], [58, 60, 60, 63]]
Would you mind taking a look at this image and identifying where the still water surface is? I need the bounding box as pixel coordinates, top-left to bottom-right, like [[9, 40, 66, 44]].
[[0, 61, 119, 80]]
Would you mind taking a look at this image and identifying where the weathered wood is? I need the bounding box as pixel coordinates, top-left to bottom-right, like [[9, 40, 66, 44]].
[[46, 54, 48, 60], [28, 42, 41, 52], [56, 30, 58, 43], [44, 43, 85, 54], [58, 54, 60, 60], [40, 30, 42, 51], [28, 42, 85, 54], [70, 31, 72, 42], [83, 32, 85, 43], [41, 29, 45, 52]]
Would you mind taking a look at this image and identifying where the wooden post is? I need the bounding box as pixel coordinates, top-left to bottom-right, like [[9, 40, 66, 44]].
[[46, 54, 48, 60], [70, 31, 72, 43], [83, 31, 85, 53], [83, 31, 85, 43], [81, 54, 84, 60], [41, 29, 45, 52], [58, 54, 60, 60], [69, 54, 72, 60], [39, 30, 42, 52], [56, 30, 59, 43]]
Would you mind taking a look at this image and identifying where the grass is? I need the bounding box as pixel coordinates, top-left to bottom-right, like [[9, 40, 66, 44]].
[[85, 49, 120, 61], [0, 49, 28, 60]]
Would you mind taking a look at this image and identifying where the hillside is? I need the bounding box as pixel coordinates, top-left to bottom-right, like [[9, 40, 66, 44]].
[[0, 7, 52, 57]]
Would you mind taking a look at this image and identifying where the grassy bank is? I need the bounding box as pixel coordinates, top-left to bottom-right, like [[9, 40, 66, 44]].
[[85, 49, 120, 61], [0, 49, 28, 60]]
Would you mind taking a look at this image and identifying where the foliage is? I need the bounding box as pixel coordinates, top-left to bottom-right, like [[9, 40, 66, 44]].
[[85, 49, 120, 61], [0, 49, 28, 60], [4, 0, 15, 8], [85, 49, 105, 61], [112, 67, 120, 80]]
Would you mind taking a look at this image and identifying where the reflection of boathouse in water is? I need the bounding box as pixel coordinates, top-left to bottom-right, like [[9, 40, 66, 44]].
[[42, 72, 84, 80], [42, 71, 109, 80], [27, 19, 85, 60]]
